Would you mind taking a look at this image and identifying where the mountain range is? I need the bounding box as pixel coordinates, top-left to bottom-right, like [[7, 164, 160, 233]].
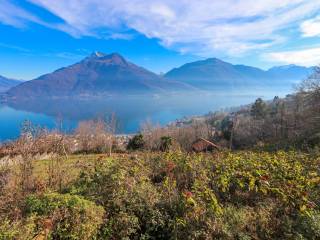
[[3, 52, 314, 99], [0, 75, 21, 93], [165, 58, 313, 89], [6, 52, 191, 99]]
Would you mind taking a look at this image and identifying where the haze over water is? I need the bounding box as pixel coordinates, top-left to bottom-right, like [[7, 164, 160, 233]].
[[0, 89, 290, 141]]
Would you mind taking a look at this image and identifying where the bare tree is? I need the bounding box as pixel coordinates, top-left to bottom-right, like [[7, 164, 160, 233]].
[[75, 116, 116, 155]]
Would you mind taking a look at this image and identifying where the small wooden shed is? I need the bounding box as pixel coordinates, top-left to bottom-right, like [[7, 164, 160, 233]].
[[191, 138, 220, 152]]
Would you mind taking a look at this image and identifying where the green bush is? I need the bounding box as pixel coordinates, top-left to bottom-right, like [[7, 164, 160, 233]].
[[0, 217, 36, 240], [25, 193, 105, 239], [295, 210, 320, 239], [71, 157, 171, 239], [0, 219, 18, 240]]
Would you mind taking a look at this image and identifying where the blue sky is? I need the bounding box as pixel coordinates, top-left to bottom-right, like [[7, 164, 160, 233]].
[[1, 0, 320, 80]]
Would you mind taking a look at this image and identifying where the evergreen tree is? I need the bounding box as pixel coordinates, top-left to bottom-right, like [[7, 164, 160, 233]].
[[127, 134, 145, 150], [251, 98, 267, 119]]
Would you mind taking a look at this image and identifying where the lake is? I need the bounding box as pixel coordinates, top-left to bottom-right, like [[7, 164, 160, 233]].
[[0, 89, 290, 141]]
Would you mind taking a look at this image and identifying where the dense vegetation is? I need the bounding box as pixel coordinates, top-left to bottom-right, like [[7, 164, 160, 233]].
[[212, 67, 320, 150], [0, 150, 319, 239]]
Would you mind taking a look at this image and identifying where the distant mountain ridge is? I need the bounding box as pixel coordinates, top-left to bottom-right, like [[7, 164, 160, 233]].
[[165, 58, 313, 89], [0, 75, 21, 93], [6, 52, 192, 99], [4, 53, 314, 100], [267, 64, 313, 81]]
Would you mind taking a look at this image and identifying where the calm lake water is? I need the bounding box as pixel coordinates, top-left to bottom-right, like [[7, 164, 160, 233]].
[[0, 89, 290, 141]]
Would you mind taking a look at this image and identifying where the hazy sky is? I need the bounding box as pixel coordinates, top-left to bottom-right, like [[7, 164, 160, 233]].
[[1, 0, 320, 79]]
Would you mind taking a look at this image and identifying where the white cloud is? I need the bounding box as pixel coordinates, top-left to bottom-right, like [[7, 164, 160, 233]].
[[0, 0, 40, 28], [265, 47, 320, 66], [300, 16, 320, 37], [3, 0, 320, 56], [0, 0, 68, 34]]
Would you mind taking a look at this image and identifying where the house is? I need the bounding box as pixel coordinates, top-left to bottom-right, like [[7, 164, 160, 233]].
[[191, 138, 220, 152]]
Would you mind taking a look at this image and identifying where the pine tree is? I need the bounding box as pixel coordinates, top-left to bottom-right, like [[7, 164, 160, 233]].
[[251, 98, 267, 119]]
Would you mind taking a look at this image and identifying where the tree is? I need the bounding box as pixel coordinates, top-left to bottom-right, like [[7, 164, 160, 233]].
[[250, 98, 267, 119], [297, 66, 320, 144], [127, 134, 145, 150], [229, 115, 239, 150], [75, 118, 115, 154], [269, 96, 280, 117], [221, 116, 233, 140]]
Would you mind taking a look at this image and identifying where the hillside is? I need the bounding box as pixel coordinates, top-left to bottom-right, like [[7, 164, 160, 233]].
[[165, 58, 312, 89], [0, 75, 21, 93], [0, 147, 319, 239], [5, 52, 192, 99]]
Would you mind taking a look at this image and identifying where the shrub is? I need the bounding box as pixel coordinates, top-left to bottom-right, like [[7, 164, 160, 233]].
[[25, 193, 105, 239], [71, 157, 171, 239], [0, 219, 18, 240], [159, 136, 173, 152], [295, 210, 320, 239], [0, 217, 37, 240]]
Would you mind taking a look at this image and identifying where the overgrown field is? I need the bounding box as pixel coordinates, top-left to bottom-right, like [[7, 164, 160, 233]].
[[1, 150, 320, 239]]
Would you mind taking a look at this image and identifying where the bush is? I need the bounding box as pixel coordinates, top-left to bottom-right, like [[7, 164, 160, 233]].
[[0, 217, 37, 240], [0, 219, 18, 240], [159, 136, 173, 152], [25, 193, 105, 239], [294, 210, 320, 239], [70, 157, 171, 239]]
